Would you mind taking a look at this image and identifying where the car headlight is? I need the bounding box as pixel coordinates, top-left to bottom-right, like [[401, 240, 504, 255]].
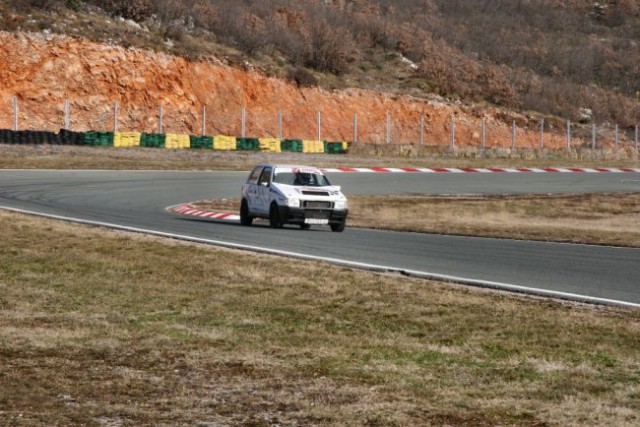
[[287, 197, 300, 208], [334, 200, 347, 210]]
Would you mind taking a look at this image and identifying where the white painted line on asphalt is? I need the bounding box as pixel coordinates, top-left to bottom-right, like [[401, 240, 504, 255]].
[[2, 204, 639, 309]]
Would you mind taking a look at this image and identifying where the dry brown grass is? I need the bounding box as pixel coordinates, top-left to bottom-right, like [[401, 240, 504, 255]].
[[348, 193, 640, 247], [195, 193, 640, 247], [1, 210, 639, 426], [0, 144, 638, 170]]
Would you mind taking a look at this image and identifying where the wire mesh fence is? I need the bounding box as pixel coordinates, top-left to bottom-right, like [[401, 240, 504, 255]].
[[1, 96, 638, 158]]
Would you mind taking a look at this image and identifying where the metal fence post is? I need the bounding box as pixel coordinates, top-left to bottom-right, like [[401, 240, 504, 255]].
[[540, 119, 544, 149], [511, 120, 516, 152], [353, 112, 358, 144], [201, 105, 206, 136], [278, 110, 283, 140], [481, 117, 486, 150], [566, 120, 571, 151], [450, 116, 455, 149], [635, 125, 638, 153], [241, 107, 246, 138], [615, 124, 619, 151], [64, 99, 70, 130], [386, 112, 390, 144], [317, 110, 321, 142], [13, 96, 18, 131], [419, 113, 424, 145], [158, 103, 163, 134], [592, 123, 596, 150], [113, 101, 118, 133]]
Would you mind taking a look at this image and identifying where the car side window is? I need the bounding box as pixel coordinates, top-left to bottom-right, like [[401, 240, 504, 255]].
[[257, 167, 272, 186], [248, 167, 262, 184], [273, 172, 296, 185]]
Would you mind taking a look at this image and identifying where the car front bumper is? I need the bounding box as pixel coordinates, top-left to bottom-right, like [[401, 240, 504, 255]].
[[278, 206, 348, 225]]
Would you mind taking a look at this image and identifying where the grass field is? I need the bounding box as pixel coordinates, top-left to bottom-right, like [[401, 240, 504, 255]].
[[1, 146, 639, 425], [195, 192, 640, 247], [1, 211, 639, 426]]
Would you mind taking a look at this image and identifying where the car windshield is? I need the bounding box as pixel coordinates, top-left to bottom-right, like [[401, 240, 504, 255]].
[[273, 170, 331, 187]]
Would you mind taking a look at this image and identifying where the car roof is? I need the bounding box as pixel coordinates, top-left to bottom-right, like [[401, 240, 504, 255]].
[[254, 164, 323, 171]]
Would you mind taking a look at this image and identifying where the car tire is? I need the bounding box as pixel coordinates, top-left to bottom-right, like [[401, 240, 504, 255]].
[[240, 199, 253, 226], [300, 223, 311, 230], [330, 221, 346, 232], [269, 203, 283, 228]]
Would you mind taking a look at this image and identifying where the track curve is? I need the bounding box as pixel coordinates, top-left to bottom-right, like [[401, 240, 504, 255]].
[[0, 169, 639, 306]]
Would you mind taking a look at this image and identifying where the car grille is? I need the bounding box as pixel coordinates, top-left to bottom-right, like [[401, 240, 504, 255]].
[[305, 209, 330, 219], [303, 201, 332, 209], [302, 190, 330, 196]]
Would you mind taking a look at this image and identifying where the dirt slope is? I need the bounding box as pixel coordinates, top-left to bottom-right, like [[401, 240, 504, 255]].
[[0, 31, 570, 147]]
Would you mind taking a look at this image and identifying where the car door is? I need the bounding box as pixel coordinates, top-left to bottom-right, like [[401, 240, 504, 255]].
[[243, 166, 263, 213], [254, 166, 273, 215]]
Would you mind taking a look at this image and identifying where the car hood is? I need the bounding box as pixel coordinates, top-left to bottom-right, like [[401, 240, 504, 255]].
[[272, 183, 345, 199]]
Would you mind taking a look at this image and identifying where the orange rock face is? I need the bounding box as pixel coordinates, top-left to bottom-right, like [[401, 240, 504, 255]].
[[0, 31, 569, 148]]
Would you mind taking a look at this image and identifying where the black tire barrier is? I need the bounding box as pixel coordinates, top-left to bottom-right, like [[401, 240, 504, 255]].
[[0, 129, 13, 144], [0, 130, 60, 145], [59, 129, 86, 146]]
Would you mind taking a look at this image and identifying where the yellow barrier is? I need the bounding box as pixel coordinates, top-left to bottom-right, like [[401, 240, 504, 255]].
[[165, 134, 190, 149], [114, 132, 141, 148], [302, 140, 324, 154], [259, 137, 281, 153], [213, 135, 237, 151]]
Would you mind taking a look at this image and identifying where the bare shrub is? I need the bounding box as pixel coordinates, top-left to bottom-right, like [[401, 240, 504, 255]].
[[286, 66, 318, 88], [151, 0, 187, 23], [189, 0, 218, 32], [95, 0, 151, 21], [15, 0, 62, 12], [304, 21, 354, 74]]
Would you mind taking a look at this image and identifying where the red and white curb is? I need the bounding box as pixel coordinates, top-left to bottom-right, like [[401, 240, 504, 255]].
[[321, 167, 640, 173], [167, 203, 239, 221], [166, 165, 640, 218]]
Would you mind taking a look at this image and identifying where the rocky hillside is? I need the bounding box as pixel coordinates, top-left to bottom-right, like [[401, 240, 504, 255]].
[[1, 0, 639, 149], [0, 31, 590, 149]]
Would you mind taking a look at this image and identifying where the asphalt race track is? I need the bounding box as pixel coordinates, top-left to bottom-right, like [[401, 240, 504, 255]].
[[1, 169, 639, 306]]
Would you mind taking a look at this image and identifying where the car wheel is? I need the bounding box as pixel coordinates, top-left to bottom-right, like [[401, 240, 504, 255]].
[[330, 221, 345, 232], [300, 223, 311, 230], [269, 203, 283, 228], [240, 199, 253, 226]]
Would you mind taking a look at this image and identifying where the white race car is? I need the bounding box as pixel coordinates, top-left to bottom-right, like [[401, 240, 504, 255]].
[[240, 164, 348, 232]]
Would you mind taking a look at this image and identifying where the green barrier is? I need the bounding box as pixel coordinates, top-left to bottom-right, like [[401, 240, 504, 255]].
[[140, 133, 166, 148], [190, 135, 213, 149], [236, 137, 260, 151], [84, 131, 114, 147], [324, 141, 347, 154], [281, 139, 303, 152]]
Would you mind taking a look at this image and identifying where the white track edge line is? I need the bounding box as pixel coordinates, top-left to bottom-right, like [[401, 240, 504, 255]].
[[1, 205, 638, 309]]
